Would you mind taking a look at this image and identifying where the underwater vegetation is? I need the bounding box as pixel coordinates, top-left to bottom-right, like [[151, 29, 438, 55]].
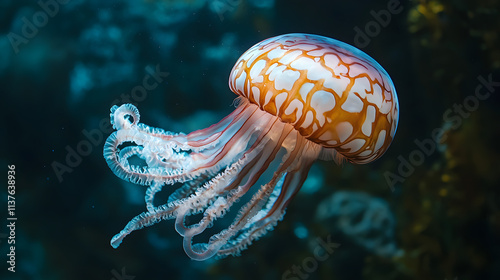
[[316, 190, 401, 258], [356, 1, 500, 280]]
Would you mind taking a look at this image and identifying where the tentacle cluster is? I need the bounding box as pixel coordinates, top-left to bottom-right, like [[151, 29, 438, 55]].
[[104, 101, 321, 260]]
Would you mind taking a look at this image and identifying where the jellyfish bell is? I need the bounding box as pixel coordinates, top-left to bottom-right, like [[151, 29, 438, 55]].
[[230, 33, 399, 162], [103, 33, 399, 260]]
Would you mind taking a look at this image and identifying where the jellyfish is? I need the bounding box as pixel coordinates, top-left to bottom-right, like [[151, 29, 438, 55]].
[[103, 33, 399, 260]]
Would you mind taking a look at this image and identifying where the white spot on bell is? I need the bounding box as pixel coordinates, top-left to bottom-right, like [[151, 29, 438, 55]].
[[326, 139, 338, 145], [235, 71, 247, 94], [341, 139, 366, 153], [380, 100, 391, 114], [307, 49, 328, 56], [253, 75, 264, 83], [306, 64, 332, 81], [268, 65, 287, 81], [266, 63, 278, 75], [290, 57, 315, 70], [374, 130, 386, 152], [279, 50, 303, 65], [252, 86, 261, 105], [250, 60, 267, 79], [293, 44, 318, 51], [362, 105, 376, 136], [350, 77, 370, 99], [348, 63, 369, 78], [302, 111, 314, 128], [275, 92, 288, 112], [341, 93, 364, 113], [323, 76, 350, 97], [318, 130, 334, 141], [299, 83, 314, 101], [239, 49, 257, 64], [336, 122, 353, 143], [267, 48, 287, 60], [274, 70, 300, 91], [264, 90, 274, 106], [310, 90, 335, 126], [390, 118, 397, 138], [284, 99, 304, 122], [358, 150, 372, 157], [324, 54, 340, 70], [246, 49, 261, 67], [367, 84, 383, 109], [333, 64, 348, 76]]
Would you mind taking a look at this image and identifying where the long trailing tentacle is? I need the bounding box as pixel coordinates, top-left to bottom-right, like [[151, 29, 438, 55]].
[[215, 134, 320, 257], [108, 102, 281, 249], [176, 122, 294, 260], [110, 127, 273, 249], [106, 101, 323, 260]]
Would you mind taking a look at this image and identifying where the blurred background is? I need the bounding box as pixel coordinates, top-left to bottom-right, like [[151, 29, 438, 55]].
[[1, 0, 499, 279]]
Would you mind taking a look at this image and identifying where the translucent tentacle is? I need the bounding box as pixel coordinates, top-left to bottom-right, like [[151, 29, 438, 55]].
[[110, 144, 256, 249], [145, 181, 163, 212], [174, 125, 286, 237], [216, 136, 320, 257], [109, 113, 276, 249], [178, 123, 295, 260], [105, 101, 324, 260]]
